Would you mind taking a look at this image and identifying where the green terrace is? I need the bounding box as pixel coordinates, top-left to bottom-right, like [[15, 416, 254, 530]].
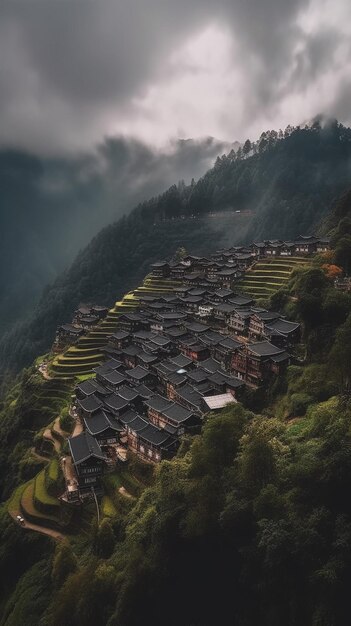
[[48, 274, 181, 379], [238, 256, 312, 299]]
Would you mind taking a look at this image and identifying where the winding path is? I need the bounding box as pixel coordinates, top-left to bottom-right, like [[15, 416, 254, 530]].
[[8, 509, 65, 541]]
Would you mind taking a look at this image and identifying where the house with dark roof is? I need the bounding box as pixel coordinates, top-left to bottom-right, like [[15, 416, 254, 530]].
[[174, 384, 204, 413], [68, 431, 107, 495], [134, 423, 179, 462], [109, 330, 131, 349], [150, 261, 170, 278], [248, 311, 281, 340], [76, 394, 103, 419], [103, 393, 130, 416], [264, 318, 300, 346], [83, 410, 124, 446], [98, 369, 127, 392], [211, 288, 234, 302], [228, 309, 252, 335], [169, 353, 193, 369], [55, 324, 85, 348], [180, 341, 210, 362], [231, 341, 289, 386], [121, 344, 142, 368], [76, 379, 100, 400], [118, 313, 147, 333], [228, 295, 254, 308], [212, 336, 242, 368], [126, 365, 156, 387]]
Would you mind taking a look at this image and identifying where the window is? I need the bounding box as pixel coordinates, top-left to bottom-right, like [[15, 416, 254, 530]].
[[140, 445, 145, 454]]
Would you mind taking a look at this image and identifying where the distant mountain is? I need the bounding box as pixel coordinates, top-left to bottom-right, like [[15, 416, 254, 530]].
[[2, 120, 351, 375], [0, 135, 230, 337]]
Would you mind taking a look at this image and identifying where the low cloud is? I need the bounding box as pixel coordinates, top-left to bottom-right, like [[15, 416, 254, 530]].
[[1, 0, 351, 153]]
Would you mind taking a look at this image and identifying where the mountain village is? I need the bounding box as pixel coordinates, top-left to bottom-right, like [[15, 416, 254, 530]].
[[52, 235, 330, 503]]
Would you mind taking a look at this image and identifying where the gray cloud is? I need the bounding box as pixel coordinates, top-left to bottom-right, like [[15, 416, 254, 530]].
[[0, 0, 350, 153]]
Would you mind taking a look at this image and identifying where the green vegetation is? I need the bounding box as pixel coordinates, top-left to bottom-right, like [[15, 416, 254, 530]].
[[239, 256, 311, 298], [4, 156, 351, 623], [3, 121, 351, 376]]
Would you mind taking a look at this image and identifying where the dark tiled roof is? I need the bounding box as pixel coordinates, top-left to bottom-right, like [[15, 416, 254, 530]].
[[84, 410, 123, 436], [117, 385, 140, 401], [105, 358, 123, 370], [59, 324, 84, 334], [248, 341, 284, 357], [91, 380, 111, 395], [104, 394, 129, 412], [162, 403, 194, 422], [187, 369, 209, 383], [102, 371, 126, 386], [218, 337, 241, 350], [138, 424, 177, 446], [149, 335, 171, 347], [122, 344, 142, 357], [76, 380, 98, 396], [69, 431, 107, 465], [145, 394, 172, 412], [77, 395, 102, 413], [213, 289, 234, 298], [135, 384, 154, 399], [201, 358, 222, 373], [228, 295, 254, 306], [253, 311, 281, 322], [118, 409, 139, 425], [127, 366, 151, 381], [111, 331, 130, 340], [266, 319, 300, 335], [94, 363, 114, 376], [169, 354, 193, 368], [270, 351, 290, 363], [177, 384, 203, 409], [127, 415, 149, 433]]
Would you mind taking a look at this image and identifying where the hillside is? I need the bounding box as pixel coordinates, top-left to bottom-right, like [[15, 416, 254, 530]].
[[1, 231, 351, 625], [2, 121, 351, 378], [0, 137, 227, 339]]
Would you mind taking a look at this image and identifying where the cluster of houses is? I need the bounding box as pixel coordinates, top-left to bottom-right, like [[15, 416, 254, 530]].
[[150, 235, 330, 286], [65, 256, 302, 501], [54, 304, 109, 351]]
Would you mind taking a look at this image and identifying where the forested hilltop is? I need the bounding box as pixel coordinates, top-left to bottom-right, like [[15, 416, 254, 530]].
[[2, 119, 351, 377], [1, 211, 351, 625]]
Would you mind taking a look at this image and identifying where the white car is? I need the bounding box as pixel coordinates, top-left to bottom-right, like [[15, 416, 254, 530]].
[[16, 515, 25, 525]]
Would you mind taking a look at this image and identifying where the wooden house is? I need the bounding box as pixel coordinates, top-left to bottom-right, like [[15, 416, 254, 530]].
[[231, 341, 289, 387], [91, 306, 109, 320], [56, 324, 85, 346], [118, 313, 147, 333], [150, 261, 170, 278], [126, 365, 156, 388], [69, 431, 107, 495], [228, 309, 252, 335], [83, 410, 124, 446], [109, 331, 131, 349], [248, 311, 281, 341], [76, 394, 103, 419], [294, 235, 319, 255]]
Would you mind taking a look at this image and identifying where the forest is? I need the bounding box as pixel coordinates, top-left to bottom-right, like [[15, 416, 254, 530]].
[[1, 195, 351, 624], [2, 120, 351, 378]]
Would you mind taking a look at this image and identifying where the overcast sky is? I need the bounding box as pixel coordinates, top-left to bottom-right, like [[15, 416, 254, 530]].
[[1, 0, 351, 154]]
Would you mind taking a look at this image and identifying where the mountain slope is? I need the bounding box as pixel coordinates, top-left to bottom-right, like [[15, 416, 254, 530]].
[[2, 120, 351, 376], [0, 136, 228, 337]]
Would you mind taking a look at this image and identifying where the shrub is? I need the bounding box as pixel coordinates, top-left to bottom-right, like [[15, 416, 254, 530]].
[[290, 393, 314, 417]]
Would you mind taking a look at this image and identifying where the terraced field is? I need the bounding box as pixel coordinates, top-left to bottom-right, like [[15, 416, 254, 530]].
[[49, 275, 181, 379], [238, 256, 311, 300]]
